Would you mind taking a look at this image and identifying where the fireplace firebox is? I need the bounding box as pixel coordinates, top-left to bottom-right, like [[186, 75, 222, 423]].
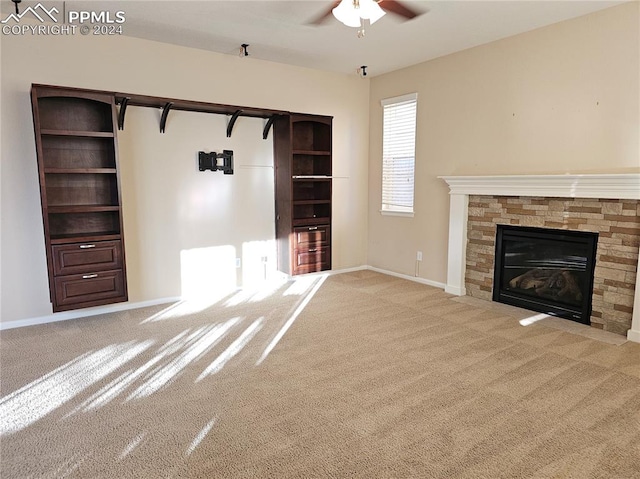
[[493, 225, 598, 324]]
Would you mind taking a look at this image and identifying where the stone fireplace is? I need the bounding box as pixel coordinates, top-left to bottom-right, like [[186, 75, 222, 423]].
[[439, 175, 640, 341]]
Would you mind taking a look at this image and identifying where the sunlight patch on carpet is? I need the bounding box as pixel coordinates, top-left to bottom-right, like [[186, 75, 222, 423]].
[[0, 341, 153, 435], [127, 318, 241, 400], [141, 298, 230, 323], [520, 313, 552, 326], [283, 275, 321, 296], [118, 433, 147, 461], [223, 278, 286, 307], [257, 274, 328, 366], [186, 418, 217, 456], [197, 317, 264, 380], [68, 329, 197, 414]]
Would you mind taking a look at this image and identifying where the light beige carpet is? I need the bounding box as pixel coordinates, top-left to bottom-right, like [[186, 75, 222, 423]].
[[1, 270, 639, 478]]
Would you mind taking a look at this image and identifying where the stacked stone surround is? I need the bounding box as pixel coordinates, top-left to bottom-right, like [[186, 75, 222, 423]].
[[465, 195, 640, 335]]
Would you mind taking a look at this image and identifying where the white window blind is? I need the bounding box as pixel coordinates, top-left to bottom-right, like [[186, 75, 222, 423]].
[[381, 93, 417, 215]]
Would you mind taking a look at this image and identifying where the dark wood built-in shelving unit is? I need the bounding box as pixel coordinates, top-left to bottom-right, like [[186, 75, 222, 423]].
[[274, 114, 332, 275], [31, 84, 128, 312], [31, 84, 333, 313]]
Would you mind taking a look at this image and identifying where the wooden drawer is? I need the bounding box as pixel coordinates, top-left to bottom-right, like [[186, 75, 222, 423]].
[[52, 240, 122, 276], [293, 225, 330, 248], [293, 246, 330, 274], [53, 269, 126, 308]]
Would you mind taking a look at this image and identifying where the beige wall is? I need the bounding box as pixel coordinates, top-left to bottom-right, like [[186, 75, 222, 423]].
[[0, 31, 370, 324], [368, 3, 639, 283]]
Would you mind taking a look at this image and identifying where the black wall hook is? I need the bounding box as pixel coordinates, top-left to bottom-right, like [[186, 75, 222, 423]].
[[12, 0, 21, 14], [240, 44, 250, 57]]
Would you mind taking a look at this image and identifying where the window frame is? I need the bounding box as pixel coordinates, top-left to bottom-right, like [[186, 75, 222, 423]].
[[380, 92, 418, 218]]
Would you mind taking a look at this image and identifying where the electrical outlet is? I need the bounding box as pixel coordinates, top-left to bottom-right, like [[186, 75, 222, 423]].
[[417, 251, 423, 261], [235, 258, 241, 268]]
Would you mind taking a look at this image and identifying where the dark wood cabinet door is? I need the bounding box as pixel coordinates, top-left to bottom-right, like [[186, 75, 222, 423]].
[[52, 240, 123, 276], [294, 225, 330, 249], [53, 269, 125, 310], [293, 247, 331, 275]]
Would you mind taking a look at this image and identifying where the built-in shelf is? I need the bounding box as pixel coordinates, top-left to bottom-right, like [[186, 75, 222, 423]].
[[41, 129, 115, 138], [45, 168, 117, 174], [274, 114, 332, 275], [293, 200, 331, 205], [48, 205, 120, 213], [50, 232, 122, 244], [292, 176, 333, 180], [32, 84, 128, 312], [292, 150, 331, 156], [293, 217, 331, 226]]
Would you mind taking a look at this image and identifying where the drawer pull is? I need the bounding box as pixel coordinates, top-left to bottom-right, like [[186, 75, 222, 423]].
[[308, 248, 317, 253], [308, 226, 318, 231], [82, 274, 98, 279], [79, 244, 96, 249]]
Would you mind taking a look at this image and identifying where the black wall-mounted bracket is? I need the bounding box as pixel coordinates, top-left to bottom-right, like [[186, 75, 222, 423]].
[[226, 110, 243, 138], [114, 92, 290, 140], [263, 116, 276, 140], [117, 97, 130, 130], [198, 150, 234, 175], [160, 102, 173, 133]]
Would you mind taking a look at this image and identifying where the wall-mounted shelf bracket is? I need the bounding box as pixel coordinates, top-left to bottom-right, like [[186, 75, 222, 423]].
[[114, 91, 290, 140], [227, 110, 243, 138], [117, 97, 130, 130], [160, 102, 173, 133], [263, 116, 276, 140], [198, 150, 234, 175]]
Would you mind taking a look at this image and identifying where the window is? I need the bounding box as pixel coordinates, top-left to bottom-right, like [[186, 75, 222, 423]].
[[381, 93, 417, 216]]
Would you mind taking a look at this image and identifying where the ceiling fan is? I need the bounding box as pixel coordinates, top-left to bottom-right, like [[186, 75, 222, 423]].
[[311, 0, 424, 34]]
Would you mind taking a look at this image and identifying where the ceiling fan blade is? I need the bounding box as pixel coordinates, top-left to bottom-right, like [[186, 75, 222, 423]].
[[379, 0, 422, 20], [308, 1, 341, 25]]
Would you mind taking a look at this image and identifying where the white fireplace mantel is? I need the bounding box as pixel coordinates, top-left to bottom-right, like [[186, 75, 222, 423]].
[[438, 174, 640, 343], [440, 174, 640, 199]]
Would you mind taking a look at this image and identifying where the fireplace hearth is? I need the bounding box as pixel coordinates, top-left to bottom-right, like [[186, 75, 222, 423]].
[[493, 225, 598, 324]]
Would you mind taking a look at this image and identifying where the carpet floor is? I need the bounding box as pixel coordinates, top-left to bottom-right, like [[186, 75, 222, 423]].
[[1, 270, 639, 478]]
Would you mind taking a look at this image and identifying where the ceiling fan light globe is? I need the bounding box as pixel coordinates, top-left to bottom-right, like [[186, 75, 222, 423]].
[[332, 0, 362, 28], [359, 0, 386, 24]]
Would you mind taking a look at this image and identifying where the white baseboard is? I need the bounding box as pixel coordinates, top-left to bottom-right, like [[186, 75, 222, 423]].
[[0, 297, 182, 331], [366, 266, 446, 290], [0, 265, 444, 331], [289, 265, 369, 280], [331, 265, 370, 275], [627, 329, 640, 343]]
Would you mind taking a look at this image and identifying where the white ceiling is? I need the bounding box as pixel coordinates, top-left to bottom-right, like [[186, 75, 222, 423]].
[[11, 1, 628, 76]]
